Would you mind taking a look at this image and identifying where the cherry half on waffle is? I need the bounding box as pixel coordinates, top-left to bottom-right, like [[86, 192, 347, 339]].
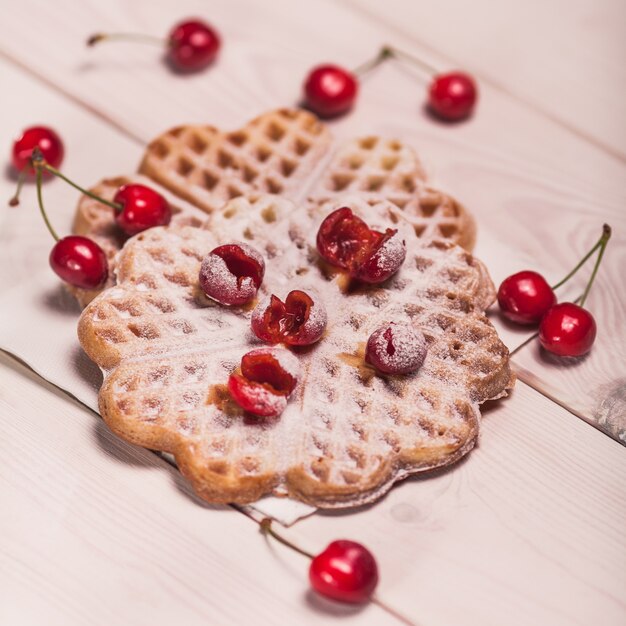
[[78, 194, 513, 507], [71, 108, 475, 306]]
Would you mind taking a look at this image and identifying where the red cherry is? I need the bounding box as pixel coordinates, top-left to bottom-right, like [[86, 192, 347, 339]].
[[539, 303, 597, 357], [497, 270, 557, 325], [113, 184, 171, 236], [200, 243, 265, 306], [12, 126, 64, 174], [49, 236, 108, 289], [309, 540, 379, 604], [304, 65, 358, 118], [365, 322, 427, 374], [316, 207, 405, 283], [428, 72, 478, 121], [168, 19, 220, 71], [251, 290, 327, 346], [228, 348, 299, 417]]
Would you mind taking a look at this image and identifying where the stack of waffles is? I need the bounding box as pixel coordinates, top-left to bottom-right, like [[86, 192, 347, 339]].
[[73, 109, 513, 507]]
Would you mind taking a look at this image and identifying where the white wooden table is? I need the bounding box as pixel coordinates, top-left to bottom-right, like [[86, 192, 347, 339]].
[[1, 1, 625, 624]]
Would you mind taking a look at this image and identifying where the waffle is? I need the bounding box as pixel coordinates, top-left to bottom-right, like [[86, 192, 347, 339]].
[[78, 195, 513, 508], [70, 109, 476, 304]]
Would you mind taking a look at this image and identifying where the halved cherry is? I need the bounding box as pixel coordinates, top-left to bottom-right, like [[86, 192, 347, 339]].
[[251, 290, 327, 346], [199, 243, 265, 306], [316, 207, 405, 283], [228, 348, 299, 417]]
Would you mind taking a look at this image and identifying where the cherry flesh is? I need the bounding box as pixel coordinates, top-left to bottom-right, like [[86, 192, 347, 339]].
[[316, 207, 405, 283], [251, 290, 326, 346], [304, 65, 358, 118], [49, 236, 108, 290], [228, 348, 299, 417], [12, 126, 64, 174], [309, 540, 379, 604], [200, 243, 265, 306], [113, 184, 171, 236], [539, 303, 597, 357], [428, 72, 478, 121], [365, 322, 427, 374], [168, 20, 221, 71], [497, 270, 556, 325]]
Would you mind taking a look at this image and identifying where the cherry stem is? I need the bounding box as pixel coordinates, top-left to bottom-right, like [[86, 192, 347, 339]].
[[551, 224, 612, 298], [353, 45, 439, 78], [87, 33, 165, 48], [260, 518, 315, 560], [578, 224, 611, 307], [382, 45, 438, 76], [31, 150, 122, 212], [34, 165, 60, 242], [8, 169, 27, 206]]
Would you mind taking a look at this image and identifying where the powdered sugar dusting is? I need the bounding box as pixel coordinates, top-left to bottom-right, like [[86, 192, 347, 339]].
[[79, 193, 511, 509], [366, 322, 427, 375]]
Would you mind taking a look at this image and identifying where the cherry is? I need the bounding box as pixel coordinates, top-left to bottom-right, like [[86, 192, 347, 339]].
[[228, 348, 299, 417], [309, 541, 379, 604], [497, 271, 556, 325], [316, 207, 406, 283], [113, 184, 171, 236], [87, 19, 220, 73], [251, 290, 326, 346], [168, 20, 221, 71], [10, 148, 170, 235], [539, 303, 596, 357], [12, 126, 64, 174], [10, 150, 109, 290], [365, 322, 427, 374], [428, 72, 478, 121], [50, 236, 108, 289], [200, 243, 265, 306], [303, 65, 358, 118], [260, 519, 379, 605]]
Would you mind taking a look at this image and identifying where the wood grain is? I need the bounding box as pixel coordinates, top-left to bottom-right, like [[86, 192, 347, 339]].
[[1, 0, 624, 441], [0, 352, 402, 626], [291, 381, 626, 626], [348, 0, 626, 160]]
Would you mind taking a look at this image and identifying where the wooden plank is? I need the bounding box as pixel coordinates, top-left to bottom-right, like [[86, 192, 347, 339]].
[[1, 0, 624, 440], [348, 0, 626, 160], [287, 381, 626, 626], [0, 352, 401, 626]]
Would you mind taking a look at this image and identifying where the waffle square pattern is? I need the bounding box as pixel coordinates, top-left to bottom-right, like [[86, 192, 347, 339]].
[[78, 194, 513, 508], [72, 109, 475, 305]]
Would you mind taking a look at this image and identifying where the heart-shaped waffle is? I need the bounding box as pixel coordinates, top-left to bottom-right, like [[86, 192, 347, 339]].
[[78, 194, 512, 508], [71, 109, 475, 305]]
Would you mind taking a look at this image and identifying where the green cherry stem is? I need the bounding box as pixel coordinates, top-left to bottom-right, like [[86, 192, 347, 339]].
[[578, 224, 611, 307], [35, 165, 60, 242], [8, 169, 27, 207], [551, 224, 612, 294], [260, 518, 314, 560], [352, 45, 439, 78], [87, 32, 165, 48], [381, 45, 439, 76], [30, 148, 122, 212]]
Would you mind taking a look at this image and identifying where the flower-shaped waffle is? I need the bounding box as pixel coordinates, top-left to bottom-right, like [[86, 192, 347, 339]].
[[78, 194, 512, 507], [72, 109, 475, 305]]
